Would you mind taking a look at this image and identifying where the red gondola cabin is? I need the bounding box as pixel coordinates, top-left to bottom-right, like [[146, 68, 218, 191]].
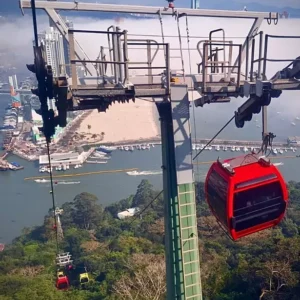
[[56, 276, 70, 290], [205, 154, 288, 240]]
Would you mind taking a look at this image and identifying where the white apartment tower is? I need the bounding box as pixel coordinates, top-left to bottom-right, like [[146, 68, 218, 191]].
[[38, 27, 66, 78]]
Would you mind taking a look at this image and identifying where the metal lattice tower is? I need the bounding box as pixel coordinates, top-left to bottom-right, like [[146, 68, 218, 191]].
[[21, 1, 300, 299]]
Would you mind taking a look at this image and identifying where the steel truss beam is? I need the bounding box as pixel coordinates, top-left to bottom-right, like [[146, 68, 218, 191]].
[[20, 0, 278, 19], [44, 8, 94, 76]]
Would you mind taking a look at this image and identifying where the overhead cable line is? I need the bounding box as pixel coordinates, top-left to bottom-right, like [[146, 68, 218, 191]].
[[47, 141, 59, 253], [193, 115, 235, 161], [30, 0, 59, 253]]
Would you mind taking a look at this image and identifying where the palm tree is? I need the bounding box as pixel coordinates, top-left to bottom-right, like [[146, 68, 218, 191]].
[[101, 132, 105, 140], [87, 124, 91, 134]]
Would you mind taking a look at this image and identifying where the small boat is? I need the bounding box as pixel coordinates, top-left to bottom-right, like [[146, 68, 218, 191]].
[[35, 178, 48, 183]]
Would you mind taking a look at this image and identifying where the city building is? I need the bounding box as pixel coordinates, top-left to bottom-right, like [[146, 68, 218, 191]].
[[49, 16, 73, 77], [9, 75, 21, 108], [39, 152, 83, 167], [38, 27, 66, 78]]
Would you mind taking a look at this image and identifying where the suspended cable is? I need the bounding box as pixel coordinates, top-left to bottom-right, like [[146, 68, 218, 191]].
[[30, 0, 60, 253], [193, 115, 235, 161], [175, 12, 185, 80], [158, 9, 166, 60], [128, 190, 164, 226], [46, 141, 59, 253], [106, 190, 164, 245], [185, 14, 199, 173]]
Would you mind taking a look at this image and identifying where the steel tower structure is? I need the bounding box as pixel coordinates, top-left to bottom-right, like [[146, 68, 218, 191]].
[[21, 0, 300, 299]]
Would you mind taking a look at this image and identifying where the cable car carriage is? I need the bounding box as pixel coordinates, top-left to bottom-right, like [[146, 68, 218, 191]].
[[56, 270, 70, 290], [205, 154, 288, 240]]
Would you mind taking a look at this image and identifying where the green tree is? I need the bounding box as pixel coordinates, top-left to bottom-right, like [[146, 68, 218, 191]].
[[72, 193, 103, 230], [132, 180, 155, 208]]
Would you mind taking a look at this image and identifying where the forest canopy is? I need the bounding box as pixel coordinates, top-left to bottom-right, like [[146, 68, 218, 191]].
[[0, 179, 300, 299]]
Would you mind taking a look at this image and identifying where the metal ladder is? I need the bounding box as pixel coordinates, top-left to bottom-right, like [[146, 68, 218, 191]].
[[178, 184, 202, 300]]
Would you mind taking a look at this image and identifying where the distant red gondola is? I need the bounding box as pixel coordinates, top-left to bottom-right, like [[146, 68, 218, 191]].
[[205, 154, 288, 240], [56, 275, 69, 290]]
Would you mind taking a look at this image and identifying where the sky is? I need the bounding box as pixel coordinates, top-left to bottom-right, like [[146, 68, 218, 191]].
[[68, 0, 300, 9], [1, 11, 300, 139]]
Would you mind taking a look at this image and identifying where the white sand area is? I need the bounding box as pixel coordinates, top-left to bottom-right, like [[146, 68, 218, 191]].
[[78, 99, 160, 143]]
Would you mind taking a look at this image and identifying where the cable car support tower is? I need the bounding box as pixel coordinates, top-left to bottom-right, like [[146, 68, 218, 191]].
[[21, 0, 300, 299]]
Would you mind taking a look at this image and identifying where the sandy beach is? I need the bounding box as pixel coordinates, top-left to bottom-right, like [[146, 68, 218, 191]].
[[78, 99, 160, 143]]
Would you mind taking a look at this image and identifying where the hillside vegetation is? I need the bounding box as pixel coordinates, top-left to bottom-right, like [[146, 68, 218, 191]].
[[0, 179, 300, 299]]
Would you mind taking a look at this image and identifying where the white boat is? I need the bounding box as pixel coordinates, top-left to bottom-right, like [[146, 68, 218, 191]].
[[231, 146, 236, 152], [192, 144, 196, 150], [243, 146, 248, 153], [236, 147, 241, 151], [272, 148, 278, 155], [86, 160, 107, 164], [223, 146, 227, 151], [278, 149, 283, 154], [215, 145, 220, 151], [35, 178, 49, 183]]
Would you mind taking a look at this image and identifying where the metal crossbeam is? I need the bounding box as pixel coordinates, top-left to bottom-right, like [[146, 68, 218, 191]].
[[44, 8, 94, 76], [20, 0, 278, 19]]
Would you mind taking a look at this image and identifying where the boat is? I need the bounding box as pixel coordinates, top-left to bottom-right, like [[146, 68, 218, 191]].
[[35, 179, 49, 183], [96, 146, 116, 153], [86, 160, 108, 164], [243, 146, 248, 153]]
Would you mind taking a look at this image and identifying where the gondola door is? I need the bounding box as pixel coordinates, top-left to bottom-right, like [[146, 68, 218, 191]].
[[205, 164, 229, 230]]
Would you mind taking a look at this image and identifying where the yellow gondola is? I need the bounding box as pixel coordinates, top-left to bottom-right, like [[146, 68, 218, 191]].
[[79, 272, 89, 284]]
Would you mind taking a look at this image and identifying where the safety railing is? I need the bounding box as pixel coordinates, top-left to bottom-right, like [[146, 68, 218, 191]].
[[249, 33, 300, 81], [68, 28, 171, 94], [202, 42, 242, 93]]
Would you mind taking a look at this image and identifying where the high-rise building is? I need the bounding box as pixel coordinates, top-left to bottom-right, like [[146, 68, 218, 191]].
[[37, 27, 66, 111], [8, 75, 21, 108], [38, 27, 66, 78]]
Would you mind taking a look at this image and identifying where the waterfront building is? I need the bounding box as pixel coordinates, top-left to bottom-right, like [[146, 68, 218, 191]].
[[8, 75, 21, 108], [39, 152, 83, 167]]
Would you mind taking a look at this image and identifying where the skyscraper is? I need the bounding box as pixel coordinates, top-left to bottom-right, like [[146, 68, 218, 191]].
[[37, 27, 66, 111], [38, 27, 66, 78]]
